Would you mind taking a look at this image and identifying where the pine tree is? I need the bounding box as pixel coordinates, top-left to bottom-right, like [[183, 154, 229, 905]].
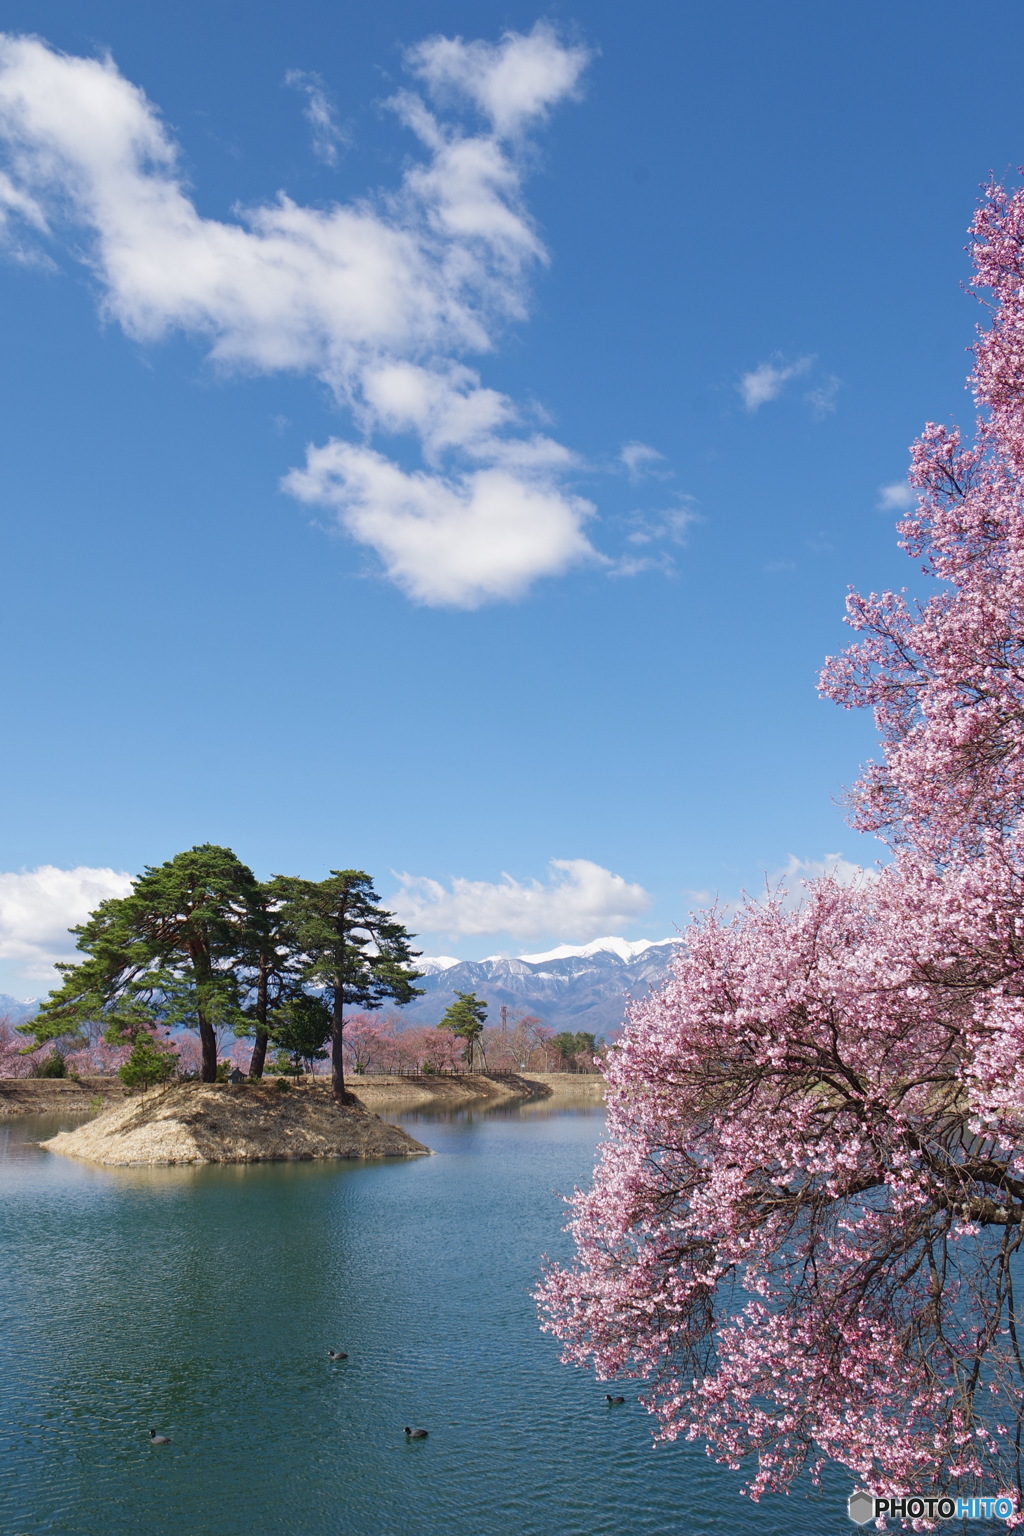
[[273, 871, 422, 1099], [23, 844, 259, 1083], [438, 991, 488, 1070]]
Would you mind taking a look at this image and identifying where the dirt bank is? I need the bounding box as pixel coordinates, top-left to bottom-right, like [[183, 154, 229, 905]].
[[519, 1072, 606, 1102], [40, 1082, 430, 1166], [346, 1071, 605, 1110], [0, 1076, 131, 1117]]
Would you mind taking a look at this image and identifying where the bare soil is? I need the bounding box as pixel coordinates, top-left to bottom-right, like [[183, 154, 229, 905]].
[[40, 1082, 431, 1166]]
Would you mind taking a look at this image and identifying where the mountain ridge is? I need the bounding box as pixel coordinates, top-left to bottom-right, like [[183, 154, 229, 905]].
[[402, 938, 681, 1035], [0, 938, 683, 1040]]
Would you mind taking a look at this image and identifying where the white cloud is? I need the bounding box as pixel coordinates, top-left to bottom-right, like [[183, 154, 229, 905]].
[[285, 441, 597, 605], [624, 500, 698, 547], [738, 354, 814, 412], [611, 497, 699, 577], [404, 22, 590, 137], [284, 69, 347, 166], [0, 866, 133, 983], [0, 28, 596, 607], [804, 374, 840, 418], [619, 440, 668, 481], [391, 858, 652, 942], [766, 853, 872, 911], [877, 481, 915, 512]]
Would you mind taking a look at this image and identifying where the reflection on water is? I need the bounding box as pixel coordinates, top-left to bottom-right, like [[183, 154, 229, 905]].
[[0, 1111, 94, 1144], [0, 1103, 851, 1535], [390, 1098, 602, 1126]]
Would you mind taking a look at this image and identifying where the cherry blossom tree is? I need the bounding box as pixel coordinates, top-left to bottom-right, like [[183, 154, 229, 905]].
[[399, 1022, 463, 1073], [538, 861, 1024, 1506], [0, 1015, 32, 1076], [63, 1037, 131, 1076], [539, 178, 1024, 1519], [820, 180, 1024, 864], [483, 1014, 550, 1072], [342, 1013, 402, 1074]]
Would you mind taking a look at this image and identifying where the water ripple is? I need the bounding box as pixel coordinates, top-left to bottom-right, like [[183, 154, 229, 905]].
[[0, 1107, 849, 1535]]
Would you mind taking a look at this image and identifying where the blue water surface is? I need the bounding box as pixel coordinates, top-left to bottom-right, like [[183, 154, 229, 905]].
[[0, 1101, 851, 1535]]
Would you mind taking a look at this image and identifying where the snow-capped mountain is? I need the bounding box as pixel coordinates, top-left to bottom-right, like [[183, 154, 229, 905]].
[[403, 936, 680, 1036], [0, 939, 681, 1038], [0, 993, 41, 1024]]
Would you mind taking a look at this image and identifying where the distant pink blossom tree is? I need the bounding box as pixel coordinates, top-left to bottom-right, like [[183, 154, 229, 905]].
[[539, 180, 1024, 1519], [63, 1037, 131, 1076], [0, 1015, 87, 1077], [398, 1023, 463, 1073], [342, 1013, 406, 1074], [172, 1031, 203, 1078], [0, 1015, 33, 1076]]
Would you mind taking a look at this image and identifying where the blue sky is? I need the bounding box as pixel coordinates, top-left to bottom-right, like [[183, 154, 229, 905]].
[[0, 0, 1018, 992]]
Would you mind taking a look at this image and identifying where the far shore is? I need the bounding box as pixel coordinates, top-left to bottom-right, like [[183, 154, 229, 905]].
[[0, 1070, 605, 1118]]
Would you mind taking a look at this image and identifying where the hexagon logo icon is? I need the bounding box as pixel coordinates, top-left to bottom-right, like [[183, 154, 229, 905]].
[[848, 1490, 875, 1525]]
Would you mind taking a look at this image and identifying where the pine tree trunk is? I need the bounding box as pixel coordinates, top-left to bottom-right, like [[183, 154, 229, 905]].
[[190, 944, 218, 1083], [249, 956, 270, 1079], [197, 1003, 218, 1082], [249, 1027, 269, 1079], [331, 983, 347, 1100]]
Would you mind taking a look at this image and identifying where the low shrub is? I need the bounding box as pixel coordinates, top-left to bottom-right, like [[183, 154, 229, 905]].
[[32, 1051, 67, 1079]]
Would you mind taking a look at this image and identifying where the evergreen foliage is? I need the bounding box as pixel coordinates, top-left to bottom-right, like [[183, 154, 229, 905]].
[[118, 1031, 177, 1090], [269, 871, 422, 1098], [19, 852, 422, 1099], [21, 844, 260, 1083], [438, 991, 488, 1069], [267, 992, 332, 1076]]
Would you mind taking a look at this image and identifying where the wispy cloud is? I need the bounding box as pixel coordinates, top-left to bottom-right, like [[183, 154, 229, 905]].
[[0, 26, 594, 608], [761, 853, 872, 912], [610, 497, 699, 577], [877, 481, 915, 512], [684, 852, 873, 925], [619, 440, 668, 481], [624, 499, 699, 548], [391, 858, 652, 942], [0, 866, 133, 985], [738, 354, 814, 412], [284, 69, 347, 166], [804, 374, 840, 418]]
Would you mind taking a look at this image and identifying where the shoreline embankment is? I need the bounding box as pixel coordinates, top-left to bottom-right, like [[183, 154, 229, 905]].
[[347, 1071, 605, 1110], [0, 1071, 605, 1118]]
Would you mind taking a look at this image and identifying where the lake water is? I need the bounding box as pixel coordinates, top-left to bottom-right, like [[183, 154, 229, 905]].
[[0, 1102, 853, 1535]]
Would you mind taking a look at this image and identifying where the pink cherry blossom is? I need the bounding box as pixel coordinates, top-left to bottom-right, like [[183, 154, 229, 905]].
[[820, 180, 1024, 863], [539, 177, 1024, 1522], [537, 862, 1024, 1512]]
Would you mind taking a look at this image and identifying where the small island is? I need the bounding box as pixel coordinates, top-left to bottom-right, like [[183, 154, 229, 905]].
[[41, 1081, 431, 1166]]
